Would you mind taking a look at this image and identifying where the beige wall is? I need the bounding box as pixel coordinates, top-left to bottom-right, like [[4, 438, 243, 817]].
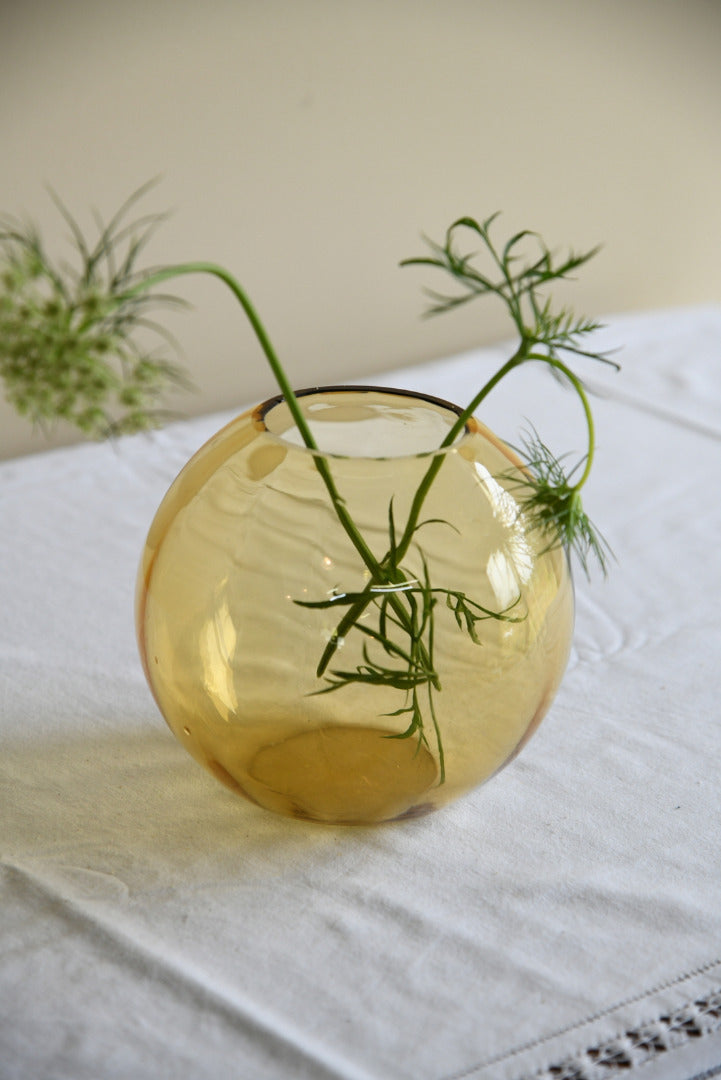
[[1, 0, 720, 460]]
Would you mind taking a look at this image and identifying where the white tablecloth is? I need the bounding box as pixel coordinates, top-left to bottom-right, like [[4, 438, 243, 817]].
[[2, 306, 720, 1080]]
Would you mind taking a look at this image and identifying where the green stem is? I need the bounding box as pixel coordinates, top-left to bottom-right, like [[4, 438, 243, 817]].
[[440, 343, 528, 449], [310, 454, 383, 575], [393, 339, 598, 565], [133, 264, 386, 577], [394, 342, 529, 564], [134, 263, 318, 451], [526, 353, 596, 492], [427, 686, 445, 784]]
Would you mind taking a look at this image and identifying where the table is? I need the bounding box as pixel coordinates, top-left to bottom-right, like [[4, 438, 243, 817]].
[[2, 306, 720, 1080]]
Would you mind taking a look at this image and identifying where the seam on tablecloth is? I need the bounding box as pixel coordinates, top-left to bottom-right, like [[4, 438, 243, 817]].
[[438, 959, 721, 1080]]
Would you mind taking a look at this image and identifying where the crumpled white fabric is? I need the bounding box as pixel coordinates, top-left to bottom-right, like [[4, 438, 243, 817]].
[[1, 306, 720, 1080]]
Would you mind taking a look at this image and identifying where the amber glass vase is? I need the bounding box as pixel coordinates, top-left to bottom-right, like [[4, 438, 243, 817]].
[[136, 387, 574, 824]]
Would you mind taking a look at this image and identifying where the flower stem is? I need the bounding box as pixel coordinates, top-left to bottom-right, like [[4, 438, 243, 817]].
[[394, 343, 529, 564], [133, 263, 318, 451], [133, 263, 389, 578], [526, 353, 596, 492]]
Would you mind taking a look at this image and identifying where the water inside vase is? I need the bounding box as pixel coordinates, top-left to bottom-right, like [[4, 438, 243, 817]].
[[242, 724, 438, 824]]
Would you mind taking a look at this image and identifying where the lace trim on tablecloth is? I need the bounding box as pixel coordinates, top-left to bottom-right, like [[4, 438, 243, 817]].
[[527, 990, 721, 1080]]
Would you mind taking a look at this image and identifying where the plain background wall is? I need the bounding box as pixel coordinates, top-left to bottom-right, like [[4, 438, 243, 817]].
[[1, 0, 720, 460]]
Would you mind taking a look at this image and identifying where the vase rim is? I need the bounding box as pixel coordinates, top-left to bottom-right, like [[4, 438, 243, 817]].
[[257, 384, 468, 419], [253, 384, 479, 461]]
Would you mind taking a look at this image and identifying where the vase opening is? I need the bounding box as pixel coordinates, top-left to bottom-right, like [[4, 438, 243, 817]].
[[255, 385, 469, 458]]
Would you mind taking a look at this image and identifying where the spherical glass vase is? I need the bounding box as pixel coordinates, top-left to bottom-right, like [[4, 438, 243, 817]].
[[136, 386, 574, 825]]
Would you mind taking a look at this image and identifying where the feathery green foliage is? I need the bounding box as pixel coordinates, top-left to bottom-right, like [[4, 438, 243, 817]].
[[401, 213, 619, 577], [0, 182, 190, 437], [510, 428, 613, 577]]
